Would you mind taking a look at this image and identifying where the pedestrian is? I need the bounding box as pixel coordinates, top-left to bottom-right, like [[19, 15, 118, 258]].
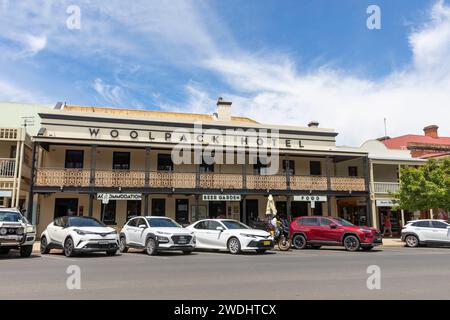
[[383, 214, 392, 237]]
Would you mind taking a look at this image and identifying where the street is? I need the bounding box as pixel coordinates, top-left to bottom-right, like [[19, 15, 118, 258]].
[[1, 246, 450, 300]]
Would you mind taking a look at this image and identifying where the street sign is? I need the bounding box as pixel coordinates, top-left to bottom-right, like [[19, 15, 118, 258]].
[[293, 195, 327, 202], [202, 194, 241, 201]]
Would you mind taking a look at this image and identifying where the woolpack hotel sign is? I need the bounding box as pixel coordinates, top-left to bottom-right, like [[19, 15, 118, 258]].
[[87, 126, 305, 149]]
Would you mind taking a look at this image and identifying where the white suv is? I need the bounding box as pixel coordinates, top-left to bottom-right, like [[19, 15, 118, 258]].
[[0, 208, 36, 257], [40, 216, 119, 257], [401, 219, 450, 247], [119, 216, 196, 255]]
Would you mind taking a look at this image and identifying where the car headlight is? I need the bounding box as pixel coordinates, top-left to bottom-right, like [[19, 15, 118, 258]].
[[157, 236, 169, 243], [26, 225, 36, 233], [108, 230, 117, 235], [359, 228, 372, 233], [0, 228, 7, 235], [74, 229, 88, 235], [16, 228, 24, 235], [240, 233, 257, 238]]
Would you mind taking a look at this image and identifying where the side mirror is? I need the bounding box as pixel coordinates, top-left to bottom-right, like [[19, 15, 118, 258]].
[[138, 224, 147, 229], [216, 226, 224, 232], [329, 224, 337, 229]]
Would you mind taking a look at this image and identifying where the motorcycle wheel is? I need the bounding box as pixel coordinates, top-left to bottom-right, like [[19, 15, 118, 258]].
[[278, 236, 291, 251]]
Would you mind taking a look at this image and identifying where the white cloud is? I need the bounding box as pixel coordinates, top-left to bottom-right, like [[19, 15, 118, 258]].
[[93, 78, 124, 106], [0, 79, 45, 102]]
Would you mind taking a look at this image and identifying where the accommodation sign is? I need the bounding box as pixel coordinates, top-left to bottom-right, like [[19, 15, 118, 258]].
[[97, 193, 142, 202], [202, 194, 241, 201]]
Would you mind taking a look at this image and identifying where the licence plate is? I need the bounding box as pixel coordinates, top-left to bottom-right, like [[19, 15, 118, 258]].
[[98, 241, 109, 245], [263, 241, 271, 246]]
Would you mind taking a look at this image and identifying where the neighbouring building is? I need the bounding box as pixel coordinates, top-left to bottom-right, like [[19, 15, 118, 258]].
[[29, 99, 373, 234], [354, 140, 425, 233], [0, 127, 32, 210], [379, 125, 450, 159]]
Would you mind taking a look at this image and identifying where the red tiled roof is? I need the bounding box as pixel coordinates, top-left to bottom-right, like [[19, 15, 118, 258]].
[[382, 135, 450, 149]]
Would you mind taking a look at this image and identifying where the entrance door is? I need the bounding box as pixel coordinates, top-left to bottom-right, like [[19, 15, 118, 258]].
[[291, 201, 308, 218], [175, 199, 189, 225], [209, 201, 226, 218], [54, 198, 78, 219], [241, 199, 259, 224], [275, 201, 287, 218]]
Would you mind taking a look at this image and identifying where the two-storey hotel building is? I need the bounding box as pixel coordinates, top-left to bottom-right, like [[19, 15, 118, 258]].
[[29, 99, 372, 234]]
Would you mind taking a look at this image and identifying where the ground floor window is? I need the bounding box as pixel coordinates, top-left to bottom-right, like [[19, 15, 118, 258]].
[[275, 201, 287, 218], [151, 199, 165, 216], [175, 199, 189, 225], [101, 200, 116, 225], [209, 201, 226, 218], [242, 199, 258, 224], [291, 201, 308, 218], [126, 200, 141, 222], [337, 198, 368, 226], [54, 198, 78, 219]]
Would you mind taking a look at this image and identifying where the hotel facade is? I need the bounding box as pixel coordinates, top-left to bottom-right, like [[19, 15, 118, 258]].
[[28, 99, 378, 234]]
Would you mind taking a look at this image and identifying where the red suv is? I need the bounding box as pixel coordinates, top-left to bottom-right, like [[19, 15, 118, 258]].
[[289, 216, 382, 251]]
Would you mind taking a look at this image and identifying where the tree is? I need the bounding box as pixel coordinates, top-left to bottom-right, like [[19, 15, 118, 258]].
[[393, 158, 450, 212]]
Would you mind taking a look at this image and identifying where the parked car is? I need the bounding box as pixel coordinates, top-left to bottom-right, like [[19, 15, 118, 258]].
[[119, 216, 196, 255], [40, 216, 119, 257], [0, 208, 36, 257], [186, 219, 274, 254], [289, 216, 382, 251], [401, 219, 450, 247]]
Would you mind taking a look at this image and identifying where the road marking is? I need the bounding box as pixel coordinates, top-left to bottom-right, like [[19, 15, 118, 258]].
[[41, 254, 77, 262]]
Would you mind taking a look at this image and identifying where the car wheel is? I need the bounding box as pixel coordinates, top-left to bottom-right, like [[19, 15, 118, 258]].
[[64, 237, 76, 257], [256, 249, 267, 254], [119, 237, 128, 253], [343, 235, 360, 252], [405, 235, 419, 248], [20, 245, 33, 257], [0, 248, 10, 254], [145, 238, 157, 256], [40, 236, 50, 254], [106, 250, 117, 256], [182, 250, 193, 255], [227, 237, 241, 254], [292, 234, 307, 249], [361, 245, 374, 251]]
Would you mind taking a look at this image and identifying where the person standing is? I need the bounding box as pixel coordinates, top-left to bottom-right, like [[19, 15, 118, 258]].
[[383, 214, 392, 237]]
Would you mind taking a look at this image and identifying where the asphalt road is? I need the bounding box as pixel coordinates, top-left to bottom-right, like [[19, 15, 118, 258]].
[[1, 246, 450, 299]]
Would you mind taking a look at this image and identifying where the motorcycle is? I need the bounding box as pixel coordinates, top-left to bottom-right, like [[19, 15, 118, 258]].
[[267, 218, 291, 251]]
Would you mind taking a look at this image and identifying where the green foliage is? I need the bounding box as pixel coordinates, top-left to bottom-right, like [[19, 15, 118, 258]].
[[393, 158, 450, 212]]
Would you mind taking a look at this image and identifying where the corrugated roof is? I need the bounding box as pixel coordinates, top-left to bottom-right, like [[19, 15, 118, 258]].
[[63, 105, 258, 124]]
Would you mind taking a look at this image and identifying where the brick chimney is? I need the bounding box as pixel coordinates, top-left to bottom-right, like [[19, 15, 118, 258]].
[[216, 97, 232, 121], [423, 125, 439, 138]]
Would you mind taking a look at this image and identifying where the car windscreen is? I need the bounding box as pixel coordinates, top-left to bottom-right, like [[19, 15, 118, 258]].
[[146, 218, 181, 228], [333, 217, 355, 226], [0, 211, 23, 222], [68, 217, 105, 227], [221, 220, 249, 230]]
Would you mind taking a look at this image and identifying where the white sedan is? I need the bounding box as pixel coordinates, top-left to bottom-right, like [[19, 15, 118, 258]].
[[40, 216, 119, 257], [186, 219, 273, 254]]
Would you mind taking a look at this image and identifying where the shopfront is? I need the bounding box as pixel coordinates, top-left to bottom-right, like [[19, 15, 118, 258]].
[[337, 197, 369, 226]]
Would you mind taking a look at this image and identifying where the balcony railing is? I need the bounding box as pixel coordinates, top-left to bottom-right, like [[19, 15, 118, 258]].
[[373, 182, 399, 194], [35, 168, 367, 192], [0, 158, 16, 178]]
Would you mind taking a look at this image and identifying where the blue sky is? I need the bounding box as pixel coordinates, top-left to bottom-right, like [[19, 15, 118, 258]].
[[0, 0, 449, 144]]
